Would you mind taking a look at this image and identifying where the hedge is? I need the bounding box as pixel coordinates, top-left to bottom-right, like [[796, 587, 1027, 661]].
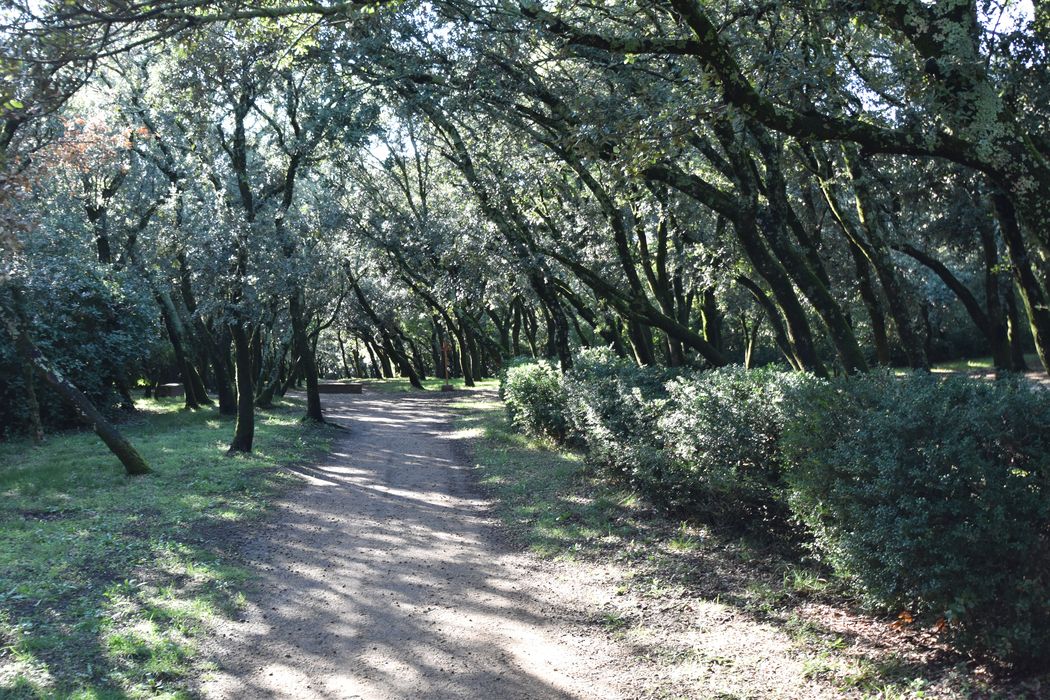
[[500, 354, 1050, 669]]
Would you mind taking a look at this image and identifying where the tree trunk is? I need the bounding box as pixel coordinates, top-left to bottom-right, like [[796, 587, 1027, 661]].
[[202, 323, 237, 415], [627, 319, 656, 366], [757, 210, 868, 374], [736, 276, 802, 371], [21, 354, 44, 444], [352, 339, 365, 377], [700, 288, 722, 354], [738, 313, 763, 370], [1005, 284, 1030, 371], [452, 326, 475, 386], [408, 337, 429, 381], [376, 342, 394, 378], [897, 243, 1008, 369], [469, 333, 484, 382], [848, 242, 891, 365], [256, 341, 289, 409], [382, 329, 425, 389], [362, 339, 382, 378], [290, 290, 324, 422], [157, 290, 201, 409], [992, 192, 1050, 374], [228, 322, 255, 453], [810, 147, 928, 369], [522, 305, 539, 357], [250, 326, 264, 387], [511, 302, 523, 356], [337, 330, 351, 378], [979, 224, 1012, 372], [735, 216, 826, 375]]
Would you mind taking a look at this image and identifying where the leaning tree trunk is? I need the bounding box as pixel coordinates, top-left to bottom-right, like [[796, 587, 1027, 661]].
[[382, 329, 425, 390], [157, 291, 202, 409], [379, 347, 395, 378], [1, 288, 150, 475], [20, 353, 44, 444], [736, 276, 803, 372], [337, 330, 351, 378], [896, 243, 1012, 372], [848, 242, 891, 366]]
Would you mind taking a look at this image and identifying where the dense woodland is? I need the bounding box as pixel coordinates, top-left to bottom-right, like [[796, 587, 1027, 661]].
[[1, 0, 1049, 677], [1, 0, 1048, 451]]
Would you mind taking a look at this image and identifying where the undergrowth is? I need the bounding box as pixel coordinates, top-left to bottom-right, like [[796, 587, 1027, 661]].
[[450, 391, 1049, 699]]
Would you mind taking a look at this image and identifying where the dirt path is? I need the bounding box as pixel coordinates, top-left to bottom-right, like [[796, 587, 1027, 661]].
[[200, 391, 627, 700]]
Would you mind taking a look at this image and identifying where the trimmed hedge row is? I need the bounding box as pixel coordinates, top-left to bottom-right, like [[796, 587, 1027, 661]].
[[500, 350, 1050, 670]]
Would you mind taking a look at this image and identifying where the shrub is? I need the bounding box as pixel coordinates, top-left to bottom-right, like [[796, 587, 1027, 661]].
[[659, 366, 815, 528], [562, 348, 675, 499], [500, 358, 570, 442], [784, 371, 1050, 669]]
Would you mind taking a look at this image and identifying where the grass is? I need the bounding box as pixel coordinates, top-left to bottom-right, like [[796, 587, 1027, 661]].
[[447, 395, 637, 559], [931, 352, 1040, 373], [0, 396, 332, 699]]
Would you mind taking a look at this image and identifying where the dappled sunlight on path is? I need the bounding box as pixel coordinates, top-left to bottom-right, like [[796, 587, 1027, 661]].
[[200, 392, 622, 700]]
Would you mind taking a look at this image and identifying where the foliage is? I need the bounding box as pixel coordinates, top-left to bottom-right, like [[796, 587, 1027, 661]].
[[784, 372, 1050, 669], [1, 0, 1049, 682], [499, 354, 1050, 668], [0, 258, 159, 435], [562, 348, 675, 497], [561, 354, 811, 533], [659, 366, 814, 529], [500, 357, 571, 442], [452, 391, 1048, 698]]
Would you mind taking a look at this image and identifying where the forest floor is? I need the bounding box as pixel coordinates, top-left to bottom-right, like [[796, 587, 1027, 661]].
[[931, 353, 1050, 388], [0, 397, 332, 698], [4, 383, 1047, 699], [196, 388, 631, 699], [196, 387, 1046, 700]]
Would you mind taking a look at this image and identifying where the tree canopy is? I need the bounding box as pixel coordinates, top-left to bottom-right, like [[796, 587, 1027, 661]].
[[1, 0, 1047, 462]]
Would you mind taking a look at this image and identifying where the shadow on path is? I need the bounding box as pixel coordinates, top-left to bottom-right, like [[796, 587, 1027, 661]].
[[200, 392, 619, 700]]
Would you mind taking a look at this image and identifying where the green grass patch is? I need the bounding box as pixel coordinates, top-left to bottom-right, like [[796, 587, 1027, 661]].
[[931, 352, 1040, 373], [0, 397, 332, 698], [447, 394, 638, 559]]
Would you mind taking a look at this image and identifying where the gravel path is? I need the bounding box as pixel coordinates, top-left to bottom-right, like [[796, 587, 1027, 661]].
[[200, 391, 626, 700]]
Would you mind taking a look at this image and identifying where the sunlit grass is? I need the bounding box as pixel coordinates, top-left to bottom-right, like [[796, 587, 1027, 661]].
[[0, 396, 331, 698], [448, 396, 636, 559], [931, 352, 1040, 373]]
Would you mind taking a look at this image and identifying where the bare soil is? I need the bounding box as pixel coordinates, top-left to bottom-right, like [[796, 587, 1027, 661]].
[[198, 391, 631, 699]]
